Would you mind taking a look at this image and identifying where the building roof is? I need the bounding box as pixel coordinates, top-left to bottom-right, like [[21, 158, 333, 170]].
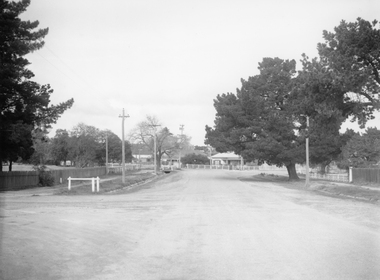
[[211, 152, 241, 160], [132, 154, 152, 159]]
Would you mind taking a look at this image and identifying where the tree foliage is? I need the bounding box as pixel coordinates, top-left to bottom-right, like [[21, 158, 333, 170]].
[[338, 127, 380, 168], [206, 58, 302, 179], [49, 123, 131, 167], [0, 0, 74, 171], [317, 18, 380, 126], [129, 115, 189, 168], [206, 18, 380, 179], [181, 153, 210, 165]]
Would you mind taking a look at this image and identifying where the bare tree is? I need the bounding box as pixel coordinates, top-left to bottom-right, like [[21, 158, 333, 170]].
[[129, 115, 178, 169]]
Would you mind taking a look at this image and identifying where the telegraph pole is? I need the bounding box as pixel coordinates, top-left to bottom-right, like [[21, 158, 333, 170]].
[[305, 116, 310, 187], [178, 124, 184, 169], [151, 124, 161, 175], [105, 132, 109, 174], [119, 108, 129, 183]]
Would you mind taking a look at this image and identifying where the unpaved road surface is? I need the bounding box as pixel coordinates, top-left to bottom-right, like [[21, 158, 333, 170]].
[[1, 170, 380, 280]]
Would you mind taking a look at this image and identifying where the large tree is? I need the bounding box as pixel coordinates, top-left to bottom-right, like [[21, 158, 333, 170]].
[[50, 129, 70, 166], [97, 129, 132, 165], [206, 19, 380, 180], [289, 18, 380, 171], [206, 57, 303, 180], [0, 0, 74, 171]]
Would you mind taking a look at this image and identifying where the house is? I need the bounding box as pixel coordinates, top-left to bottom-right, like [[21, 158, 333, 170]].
[[132, 154, 152, 163], [211, 152, 243, 165]]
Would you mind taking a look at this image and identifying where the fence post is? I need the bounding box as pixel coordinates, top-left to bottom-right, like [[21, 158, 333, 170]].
[[349, 167, 353, 183], [68, 177, 71, 190], [91, 178, 95, 192], [96, 177, 100, 192]]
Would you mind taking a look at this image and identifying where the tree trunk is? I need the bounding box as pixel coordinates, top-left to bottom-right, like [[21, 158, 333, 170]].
[[319, 161, 330, 175], [286, 163, 299, 180], [9, 160, 13, 171]]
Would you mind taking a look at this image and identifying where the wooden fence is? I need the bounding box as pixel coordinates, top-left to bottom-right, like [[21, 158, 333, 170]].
[[0, 167, 107, 190], [310, 172, 349, 182], [186, 164, 286, 171], [108, 164, 141, 174], [352, 168, 380, 184], [48, 167, 107, 185], [0, 171, 39, 190]]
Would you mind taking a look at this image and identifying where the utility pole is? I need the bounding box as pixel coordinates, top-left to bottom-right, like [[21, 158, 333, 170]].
[[151, 124, 161, 174], [305, 116, 310, 187], [178, 124, 184, 169], [105, 132, 108, 174], [119, 108, 129, 183]]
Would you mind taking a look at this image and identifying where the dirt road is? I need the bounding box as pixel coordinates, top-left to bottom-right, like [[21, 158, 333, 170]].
[[1, 170, 380, 280]]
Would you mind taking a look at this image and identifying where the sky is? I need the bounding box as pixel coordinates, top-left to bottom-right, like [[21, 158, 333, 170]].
[[21, 0, 380, 145]]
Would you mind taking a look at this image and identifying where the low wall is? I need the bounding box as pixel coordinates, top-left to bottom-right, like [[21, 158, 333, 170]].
[[0, 171, 39, 191]]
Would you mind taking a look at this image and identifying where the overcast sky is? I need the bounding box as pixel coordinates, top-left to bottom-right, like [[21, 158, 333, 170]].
[[22, 0, 380, 145]]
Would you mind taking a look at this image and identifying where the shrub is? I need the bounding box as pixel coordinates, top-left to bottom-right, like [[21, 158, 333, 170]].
[[33, 165, 55, 186]]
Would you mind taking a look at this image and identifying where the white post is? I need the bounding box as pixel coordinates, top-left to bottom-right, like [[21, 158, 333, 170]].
[[96, 177, 100, 192], [91, 178, 95, 192], [349, 167, 353, 183], [68, 177, 71, 190]]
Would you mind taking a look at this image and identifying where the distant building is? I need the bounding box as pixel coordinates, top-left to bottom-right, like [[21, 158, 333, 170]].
[[211, 152, 242, 165], [132, 154, 152, 163]]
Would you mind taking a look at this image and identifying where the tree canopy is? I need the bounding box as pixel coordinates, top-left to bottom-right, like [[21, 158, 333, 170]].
[[49, 123, 131, 167], [0, 0, 74, 171], [206, 18, 380, 180], [338, 127, 380, 168], [181, 153, 210, 165], [129, 115, 190, 168]]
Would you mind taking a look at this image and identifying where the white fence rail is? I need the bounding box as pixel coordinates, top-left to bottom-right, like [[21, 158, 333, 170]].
[[186, 164, 349, 183], [107, 164, 141, 174], [309, 172, 349, 182], [68, 177, 100, 192], [186, 164, 286, 171]]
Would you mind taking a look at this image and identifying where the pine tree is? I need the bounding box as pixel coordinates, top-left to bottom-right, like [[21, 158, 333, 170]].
[[0, 0, 74, 171]]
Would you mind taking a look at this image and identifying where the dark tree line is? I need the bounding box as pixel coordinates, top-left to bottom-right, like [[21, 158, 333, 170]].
[[205, 18, 380, 180], [30, 123, 132, 168]]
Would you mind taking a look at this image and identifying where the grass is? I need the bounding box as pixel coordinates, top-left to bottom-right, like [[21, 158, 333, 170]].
[[55, 171, 160, 195], [243, 172, 380, 204]]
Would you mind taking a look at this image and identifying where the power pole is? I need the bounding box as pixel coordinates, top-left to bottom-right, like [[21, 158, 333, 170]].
[[151, 124, 161, 174], [119, 108, 129, 183], [178, 124, 184, 169], [105, 132, 108, 174], [305, 116, 310, 187]]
